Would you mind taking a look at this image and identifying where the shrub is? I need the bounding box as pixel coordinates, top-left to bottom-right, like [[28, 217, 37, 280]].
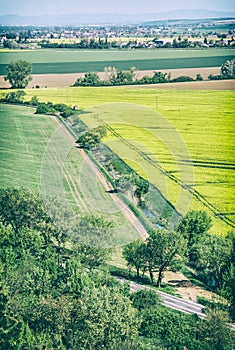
[[35, 103, 52, 114], [208, 74, 224, 80], [196, 74, 203, 81], [171, 76, 194, 83], [3, 90, 26, 103]]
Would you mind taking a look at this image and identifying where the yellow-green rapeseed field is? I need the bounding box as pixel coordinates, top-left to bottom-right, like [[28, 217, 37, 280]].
[[2, 87, 234, 233]]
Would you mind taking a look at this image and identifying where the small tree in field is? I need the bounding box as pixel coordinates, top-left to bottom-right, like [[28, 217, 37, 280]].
[[221, 59, 235, 79], [5, 60, 32, 88]]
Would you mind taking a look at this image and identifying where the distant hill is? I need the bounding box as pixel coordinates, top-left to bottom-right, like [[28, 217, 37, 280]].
[[0, 9, 235, 25]]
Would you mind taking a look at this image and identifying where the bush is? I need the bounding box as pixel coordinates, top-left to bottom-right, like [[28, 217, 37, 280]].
[[30, 95, 39, 106], [3, 90, 26, 103], [131, 289, 160, 310], [171, 76, 194, 83], [35, 103, 52, 114], [208, 74, 224, 80], [196, 74, 203, 81]]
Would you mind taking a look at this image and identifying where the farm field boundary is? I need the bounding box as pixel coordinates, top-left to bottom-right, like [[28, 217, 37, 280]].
[[0, 103, 144, 245]]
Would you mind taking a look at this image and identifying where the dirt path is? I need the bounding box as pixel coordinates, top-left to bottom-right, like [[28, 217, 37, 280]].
[[2, 66, 234, 90], [51, 115, 148, 240]]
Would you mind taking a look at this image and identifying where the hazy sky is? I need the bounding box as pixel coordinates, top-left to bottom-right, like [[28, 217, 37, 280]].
[[0, 0, 234, 16]]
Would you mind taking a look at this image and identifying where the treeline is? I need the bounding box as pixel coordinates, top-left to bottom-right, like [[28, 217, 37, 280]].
[[123, 210, 235, 321], [39, 37, 234, 50], [73, 59, 235, 87], [73, 68, 198, 87], [0, 90, 77, 118], [0, 187, 235, 349]]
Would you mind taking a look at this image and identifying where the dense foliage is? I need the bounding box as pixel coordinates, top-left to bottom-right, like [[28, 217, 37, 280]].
[[0, 188, 235, 349], [4, 60, 32, 88]]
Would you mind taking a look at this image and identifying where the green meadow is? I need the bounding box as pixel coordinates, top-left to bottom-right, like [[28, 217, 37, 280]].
[[0, 104, 141, 245], [13, 87, 235, 234], [0, 48, 234, 74]]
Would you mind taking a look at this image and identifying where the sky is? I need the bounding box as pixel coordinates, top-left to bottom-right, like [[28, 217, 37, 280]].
[[0, 0, 234, 16]]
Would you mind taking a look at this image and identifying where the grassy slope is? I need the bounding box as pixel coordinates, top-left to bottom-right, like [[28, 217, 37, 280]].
[[0, 104, 141, 245], [0, 48, 234, 74], [15, 87, 235, 234]]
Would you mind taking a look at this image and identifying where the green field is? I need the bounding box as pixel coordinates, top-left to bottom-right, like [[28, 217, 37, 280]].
[[0, 48, 234, 74], [14, 87, 235, 234], [0, 104, 141, 245]]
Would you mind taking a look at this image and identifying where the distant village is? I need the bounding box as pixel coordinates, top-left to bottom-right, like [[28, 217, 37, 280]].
[[1, 17, 235, 49]]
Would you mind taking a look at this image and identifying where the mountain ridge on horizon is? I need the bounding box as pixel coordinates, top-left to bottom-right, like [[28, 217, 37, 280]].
[[0, 9, 235, 25]]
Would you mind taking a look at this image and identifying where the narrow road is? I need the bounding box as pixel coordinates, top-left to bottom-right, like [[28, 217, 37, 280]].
[[116, 276, 206, 318], [52, 115, 148, 240]]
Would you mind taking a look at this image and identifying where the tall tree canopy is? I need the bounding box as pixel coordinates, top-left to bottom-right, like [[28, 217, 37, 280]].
[[4, 60, 32, 88]]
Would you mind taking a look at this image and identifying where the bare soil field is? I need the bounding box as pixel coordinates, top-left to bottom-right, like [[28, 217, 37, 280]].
[[2, 66, 233, 90]]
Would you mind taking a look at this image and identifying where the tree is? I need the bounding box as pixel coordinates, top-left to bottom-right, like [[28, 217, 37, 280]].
[[130, 289, 160, 311], [133, 176, 149, 207], [3, 90, 26, 104], [193, 233, 233, 291], [221, 59, 235, 79], [151, 71, 168, 83], [0, 188, 48, 234], [146, 229, 186, 286], [202, 309, 235, 350], [68, 286, 139, 349], [123, 239, 147, 277], [73, 72, 101, 86], [177, 210, 212, 261], [4, 60, 32, 88]]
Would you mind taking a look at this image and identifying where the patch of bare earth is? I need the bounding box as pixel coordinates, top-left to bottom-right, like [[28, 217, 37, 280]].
[[163, 271, 221, 302], [1, 67, 234, 90]]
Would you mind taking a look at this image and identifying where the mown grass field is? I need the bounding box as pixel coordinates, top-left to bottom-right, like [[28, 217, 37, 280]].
[[0, 104, 141, 245], [13, 87, 235, 234], [0, 48, 234, 74]]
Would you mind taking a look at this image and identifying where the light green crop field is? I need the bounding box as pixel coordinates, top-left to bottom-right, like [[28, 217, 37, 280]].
[[0, 48, 234, 74], [13, 87, 235, 234], [0, 104, 141, 245]]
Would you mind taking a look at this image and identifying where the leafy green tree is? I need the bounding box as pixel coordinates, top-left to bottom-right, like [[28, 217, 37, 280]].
[[193, 233, 233, 291], [76, 125, 106, 150], [68, 286, 139, 349], [0, 188, 48, 234], [30, 95, 39, 106], [123, 239, 147, 277], [73, 72, 101, 86], [75, 244, 110, 270], [177, 210, 212, 261], [73, 214, 114, 247], [4, 60, 32, 88], [146, 229, 186, 286], [134, 176, 149, 207], [221, 59, 235, 78], [202, 309, 235, 350], [3, 90, 26, 103], [151, 71, 168, 83], [131, 289, 160, 311]]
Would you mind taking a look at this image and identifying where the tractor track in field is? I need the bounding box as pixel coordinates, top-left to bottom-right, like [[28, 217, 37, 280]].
[[94, 116, 235, 229], [47, 115, 148, 240]]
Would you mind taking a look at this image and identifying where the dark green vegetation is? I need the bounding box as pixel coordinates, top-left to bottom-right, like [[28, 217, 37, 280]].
[[0, 187, 235, 349], [0, 48, 234, 74], [123, 210, 235, 306], [73, 69, 195, 87], [4, 60, 32, 88]]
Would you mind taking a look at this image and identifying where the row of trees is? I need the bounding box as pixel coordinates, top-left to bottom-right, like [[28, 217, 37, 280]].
[[3, 58, 235, 89], [73, 67, 198, 87], [0, 90, 75, 118], [123, 210, 235, 321]]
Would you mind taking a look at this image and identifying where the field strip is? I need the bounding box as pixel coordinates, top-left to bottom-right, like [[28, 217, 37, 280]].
[[94, 115, 235, 230], [48, 115, 149, 239]]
